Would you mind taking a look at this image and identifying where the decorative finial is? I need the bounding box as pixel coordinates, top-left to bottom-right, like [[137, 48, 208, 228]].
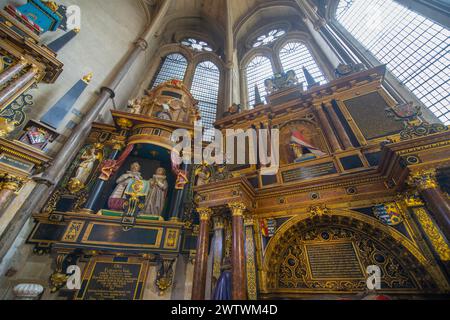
[[82, 72, 93, 84], [254, 84, 262, 106], [43, 1, 59, 12], [302, 66, 319, 89]]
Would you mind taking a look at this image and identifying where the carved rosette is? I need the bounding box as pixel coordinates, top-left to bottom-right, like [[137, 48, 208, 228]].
[[308, 205, 330, 217]]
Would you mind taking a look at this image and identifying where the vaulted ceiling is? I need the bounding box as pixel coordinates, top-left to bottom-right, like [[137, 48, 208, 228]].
[[151, 0, 308, 62]]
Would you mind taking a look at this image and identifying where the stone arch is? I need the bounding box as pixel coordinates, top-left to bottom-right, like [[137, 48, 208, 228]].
[[262, 210, 439, 296]]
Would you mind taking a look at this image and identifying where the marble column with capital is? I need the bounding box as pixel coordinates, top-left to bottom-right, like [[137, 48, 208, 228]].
[[192, 207, 212, 300], [228, 202, 247, 300], [0, 57, 27, 88], [323, 102, 353, 149], [0, 65, 39, 108], [314, 104, 342, 153], [408, 169, 450, 238], [0, 175, 24, 214]]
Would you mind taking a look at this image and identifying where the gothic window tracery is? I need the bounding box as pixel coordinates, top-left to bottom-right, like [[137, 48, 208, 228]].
[[151, 53, 188, 88], [246, 55, 274, 106], [190, 61, 221, 141], [181, 38, 213, 52], [252, 29, 286, 48], [335, 0, 450, 124], [279, 42, 327, 91]]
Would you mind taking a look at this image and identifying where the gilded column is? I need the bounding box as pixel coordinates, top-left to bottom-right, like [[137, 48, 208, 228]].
[[244, 217, 257, 300], [0, 57, 27, 88], [192, 207, 212, 300], [323, 102, 353, 149], [0, 65, 39, 108], [0, 175, 24, 213], [408, 169, 450, 238], [314, 104, 342, 153], [229, 202, 247, 300]]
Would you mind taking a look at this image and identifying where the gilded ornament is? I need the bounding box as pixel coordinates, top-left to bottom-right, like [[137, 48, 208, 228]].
[[43, 1, 59, 12], [407, 169, 438, 191], [308, 205, 330, 217], [400, 193, 424, 207], [245, 226, 258, 300], [116, 118, 133, 130], [414, 208, 450, 261], [197, 207, 212, 221], [82, 72, 93, 84], [228, 202, 246, 216], [0, 117, 18, 138]]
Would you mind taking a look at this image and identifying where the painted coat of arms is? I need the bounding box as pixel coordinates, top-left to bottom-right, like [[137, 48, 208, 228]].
[[372, 203, 403, 226]]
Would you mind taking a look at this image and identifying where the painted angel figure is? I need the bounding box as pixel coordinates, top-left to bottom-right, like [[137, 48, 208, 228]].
[[144, 167, 168, 216]]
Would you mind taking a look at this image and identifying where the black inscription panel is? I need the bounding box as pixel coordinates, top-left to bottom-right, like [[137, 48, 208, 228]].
[[282, 162, 337, 183], [80, 262, 143, 300], [344, 92, 403, 140], [306, 242, 364, 279]]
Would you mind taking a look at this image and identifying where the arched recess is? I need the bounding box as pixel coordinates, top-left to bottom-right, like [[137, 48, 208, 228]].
[[262, 210, 440, 296]]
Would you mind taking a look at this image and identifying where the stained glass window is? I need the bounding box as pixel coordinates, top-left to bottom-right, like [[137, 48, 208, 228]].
[[181, 38, 213, 52], [191, 61, 220, 141], [336, 0, 450, 124], [279, 42, 327, 90], [253, 29, 286, 48], [151, 53, 188, 88], [246, 56, 274, 107]]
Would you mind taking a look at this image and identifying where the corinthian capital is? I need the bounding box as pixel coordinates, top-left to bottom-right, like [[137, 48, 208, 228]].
[[407, 169, 438, 191], [228, 202, 246, 216], [197, 207, 213, 221], [0, 175, 24, 192]]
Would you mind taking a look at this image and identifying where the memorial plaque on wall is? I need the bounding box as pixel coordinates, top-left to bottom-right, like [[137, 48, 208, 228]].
[[76, 258, 148, 300], [282, 162, 337, 183], [343, 92, 403, 140], [306, 242, 364, 279]]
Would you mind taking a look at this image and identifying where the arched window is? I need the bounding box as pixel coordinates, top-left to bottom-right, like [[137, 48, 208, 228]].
[[279, 42, 327, 90], [151, 53, 188, 88], [246, 56, 274, 107], [191, 61, 220, 141], [336, 0, 450, 124]]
